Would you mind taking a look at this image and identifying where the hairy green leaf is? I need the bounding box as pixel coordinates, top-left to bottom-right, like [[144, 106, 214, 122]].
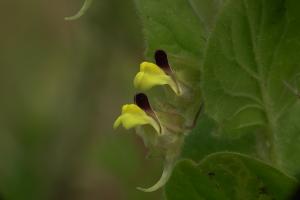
[[202, 0, 300, 165], [277, 101, 300, 175], [134, 0, 224, 79], [181, 114, 257, 161], [165, 153, 297, 200]]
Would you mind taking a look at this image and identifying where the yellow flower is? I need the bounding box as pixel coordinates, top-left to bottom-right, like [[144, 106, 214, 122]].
[[113, 104, 160, 133], [134, 62, 180, 95]]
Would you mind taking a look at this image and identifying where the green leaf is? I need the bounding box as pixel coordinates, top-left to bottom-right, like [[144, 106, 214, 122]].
[[134, 0, 224, 79], [182, 109, 300, 176], [202, 0, 300, 164], [186, 0, 224, 32], [277, 101, 300, 175], [165, 152, 298, 200], [135, 0, 203, 67], [181, 114, 257, 162]]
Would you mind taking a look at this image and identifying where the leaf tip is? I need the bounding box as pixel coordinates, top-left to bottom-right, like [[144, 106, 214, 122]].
[[64, 0, 93, 21], [136, 160, 174, 192]]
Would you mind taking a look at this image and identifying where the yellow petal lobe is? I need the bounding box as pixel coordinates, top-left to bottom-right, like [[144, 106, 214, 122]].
[[134, 62, 180, 95], [113, 104, 160, 133]]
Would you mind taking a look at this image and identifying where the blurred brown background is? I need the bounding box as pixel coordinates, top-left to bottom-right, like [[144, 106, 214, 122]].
[[0, 0, 162, 199]]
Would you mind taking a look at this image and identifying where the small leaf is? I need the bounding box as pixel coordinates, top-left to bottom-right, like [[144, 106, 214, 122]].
[[165, 153, 298, 200], [65, 0, 93, 21], [137, 159, 174, 192]]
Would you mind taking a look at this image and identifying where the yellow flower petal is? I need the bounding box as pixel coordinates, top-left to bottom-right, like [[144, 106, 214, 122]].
[[113, 116, 122, 129], [134, 62, 180, 95], [140, 62, 166, 75], [113, 104, 160, 133]]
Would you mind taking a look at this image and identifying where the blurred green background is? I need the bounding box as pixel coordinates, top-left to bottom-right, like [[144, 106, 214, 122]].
[[0, 0, 162, 199]]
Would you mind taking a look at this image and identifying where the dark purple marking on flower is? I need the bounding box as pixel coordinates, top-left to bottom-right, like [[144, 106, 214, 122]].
[[134, 93, 161, 133], [134, 93, 152, 112], [155, 50, 172, 74]]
